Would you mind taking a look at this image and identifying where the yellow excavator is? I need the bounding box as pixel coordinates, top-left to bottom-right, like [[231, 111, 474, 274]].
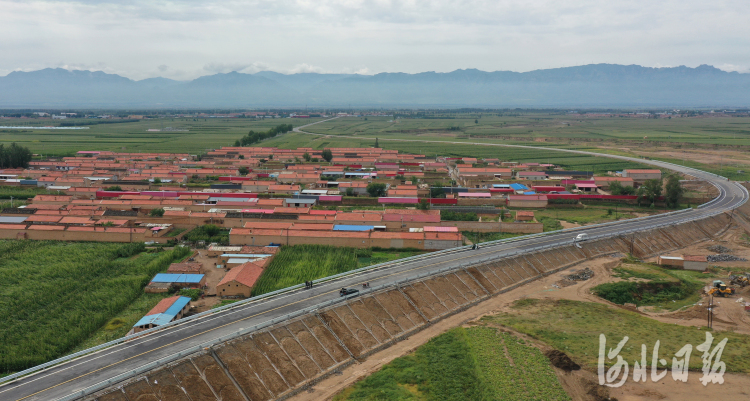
[[708, 280, 735, 297], [730, 274, 750, 288]]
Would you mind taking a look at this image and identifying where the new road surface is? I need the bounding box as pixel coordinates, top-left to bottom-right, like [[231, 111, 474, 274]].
[[1, 146, 747, 401]]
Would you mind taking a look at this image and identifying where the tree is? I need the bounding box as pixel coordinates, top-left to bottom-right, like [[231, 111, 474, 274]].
[[149, 208, 165, 217], [0, 143, 33, 168], [375, 138, 379, 148], [430, 186, 446, 198], [609, 180, 635, 195], [664, 174, 684, 208], [475, 119, 478, 124], [238, 154, 244, 159], [345, 187, 355, 197], [105, 186, 122, 191], [238, 167, 250, 176], [417, 199, 430, 210], [366, 183, 387, 197], [637, 179, 663, 206], [153, 177, 162, 184], [322, 149, 333, 162], [303, 152, 311, 162]]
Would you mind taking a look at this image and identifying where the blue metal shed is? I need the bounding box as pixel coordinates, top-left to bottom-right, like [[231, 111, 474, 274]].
[[151, 273, 205, 284], [333, 225, 375, 231]]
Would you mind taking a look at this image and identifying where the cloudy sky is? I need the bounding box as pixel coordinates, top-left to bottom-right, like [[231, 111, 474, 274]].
[[1, 0, 749, 80]]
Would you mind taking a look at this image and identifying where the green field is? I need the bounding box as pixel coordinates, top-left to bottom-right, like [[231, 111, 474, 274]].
[[302, 114, 750, 147], [0, 241, 190, 373], [251, 245, 424, 296], [593, 259, 708, 311], [3, 113, 749, 178], [0, 117, 323, 156], [334, 326, 569, 401], [487, 298, 750, 373]]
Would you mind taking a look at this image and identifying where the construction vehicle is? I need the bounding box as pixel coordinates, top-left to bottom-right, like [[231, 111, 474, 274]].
[[708, 280, 735, 297], [729, 274, 750, 288]]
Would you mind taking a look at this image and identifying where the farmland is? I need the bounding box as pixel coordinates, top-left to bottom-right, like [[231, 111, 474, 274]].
[[0, 241, 190, 373], [333, 326, 569, 401], [0, 117, 324, 156], [3, 113, 750, 178], [251, 245, 424, 296]]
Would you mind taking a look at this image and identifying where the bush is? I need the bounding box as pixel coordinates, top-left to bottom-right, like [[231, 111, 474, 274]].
[[179, 288, 201, 301], [184, 224, 228, 244], [149, 208, 165, 217], [441, 211, 478, 221], [105, 186, 122, 191]]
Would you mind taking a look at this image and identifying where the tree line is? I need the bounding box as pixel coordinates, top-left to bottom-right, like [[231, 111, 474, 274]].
[[0, 143, 33, 168], [234, 124, 293, 147]]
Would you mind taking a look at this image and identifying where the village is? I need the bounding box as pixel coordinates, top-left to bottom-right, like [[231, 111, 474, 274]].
[[0, 146, 709, 336]]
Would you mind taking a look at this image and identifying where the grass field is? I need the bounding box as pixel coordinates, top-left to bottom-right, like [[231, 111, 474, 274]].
[[487, 298, 750, 373], [593, 260, 708, 311], [0, 241, 190, 373], [0, 117, 324, 155], [302, 115, 750, 147], [333, 326, 569, 401]]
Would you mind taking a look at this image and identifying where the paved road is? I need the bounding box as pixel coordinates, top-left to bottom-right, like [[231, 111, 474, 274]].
[[1, 140, 746, 401]]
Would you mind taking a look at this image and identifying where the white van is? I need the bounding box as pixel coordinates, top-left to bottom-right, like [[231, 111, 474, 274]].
[[575, 233, 589, 242]]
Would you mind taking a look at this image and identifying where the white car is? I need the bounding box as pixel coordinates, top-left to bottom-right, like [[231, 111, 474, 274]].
[[575, 233, 589, 242]]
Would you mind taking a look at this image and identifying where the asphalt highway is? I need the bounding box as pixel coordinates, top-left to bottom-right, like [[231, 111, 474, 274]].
[[0, 145, 746, 401]]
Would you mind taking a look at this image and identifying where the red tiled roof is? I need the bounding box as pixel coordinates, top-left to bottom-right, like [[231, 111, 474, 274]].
[[218, 261, 264, 288], [146, 296, 183, 315]]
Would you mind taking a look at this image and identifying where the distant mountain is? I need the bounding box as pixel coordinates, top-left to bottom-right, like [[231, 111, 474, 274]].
[[1, 64, 749, 108]]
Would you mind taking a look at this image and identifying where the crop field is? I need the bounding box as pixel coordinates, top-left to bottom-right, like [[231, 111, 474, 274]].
[[333, 326, 569, 401], [0, 241, 191, 373], [251, 245, 424, 296], [303, 115, 750, 147], [263, 131, 651, 174], [0, 117, 323, 155], [487, 298, 750, 373], [250, 245, 363, 296]]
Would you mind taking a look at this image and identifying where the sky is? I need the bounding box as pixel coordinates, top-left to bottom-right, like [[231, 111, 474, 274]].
[[1, 0, 749, 81]]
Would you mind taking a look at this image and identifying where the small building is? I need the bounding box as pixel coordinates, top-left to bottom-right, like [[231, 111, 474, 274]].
[[515, 211, 535, 221], [132, 296, 191, 333], [516, 171, 547, 180], [167, 262, 205, 274], [507, 194, 548, 208], [283, 198, 316, 208], [217, 261, 264, 298], [657, 255, 684, 268], [683, 255, 708, 271], [575, 183, 598, 192], [148, 273, 205, 290], [622, 169, 662, 182]]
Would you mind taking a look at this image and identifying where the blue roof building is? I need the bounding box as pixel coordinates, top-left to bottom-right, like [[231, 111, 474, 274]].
[[133, 296, 191, 332]]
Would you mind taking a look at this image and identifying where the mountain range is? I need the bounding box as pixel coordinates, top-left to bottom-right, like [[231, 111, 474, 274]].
[[1, 64, 749, 108]]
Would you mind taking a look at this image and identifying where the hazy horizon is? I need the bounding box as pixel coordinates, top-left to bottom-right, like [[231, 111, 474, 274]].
[[2, 0, 750, 81]]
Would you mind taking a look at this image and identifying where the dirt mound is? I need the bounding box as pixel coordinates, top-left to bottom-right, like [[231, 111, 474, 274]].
[[545, 349, 580, 371], [565, 267, 594, 281], [582, 378, 616, 401]]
